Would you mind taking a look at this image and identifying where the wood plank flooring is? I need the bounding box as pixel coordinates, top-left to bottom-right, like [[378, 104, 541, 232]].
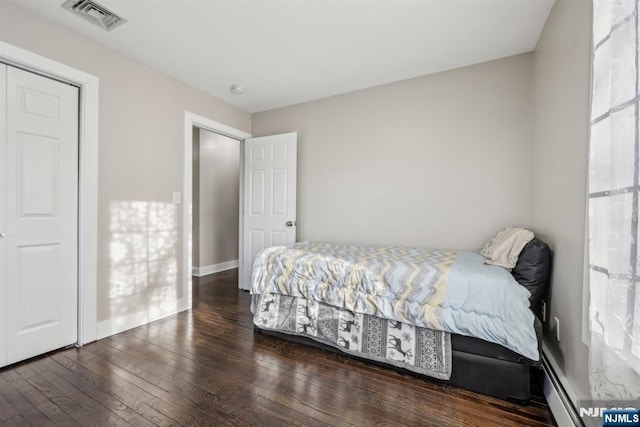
[[0, 269, 556, 426]]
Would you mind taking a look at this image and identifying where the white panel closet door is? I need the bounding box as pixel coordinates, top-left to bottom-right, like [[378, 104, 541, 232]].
[[241, 133, 297, 290], [1, 65, 79, 366], [0, 64, 7, 368]]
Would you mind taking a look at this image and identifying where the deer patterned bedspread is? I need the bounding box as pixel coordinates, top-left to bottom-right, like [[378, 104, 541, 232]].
[[250, 241, 539, 361], [252, 293, 452, 379]]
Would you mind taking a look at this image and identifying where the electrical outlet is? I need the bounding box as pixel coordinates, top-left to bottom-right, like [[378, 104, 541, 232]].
[[554, 316, 560, 341], [541, 300, 547, 322], [172, 192, 181, 204]]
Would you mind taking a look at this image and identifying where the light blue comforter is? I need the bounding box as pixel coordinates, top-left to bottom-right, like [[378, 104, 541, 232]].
[[442, 251, 538, 360], [251, 242, 539, 360]]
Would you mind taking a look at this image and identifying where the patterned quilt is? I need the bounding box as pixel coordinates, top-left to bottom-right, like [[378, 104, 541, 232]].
[[252, 293, 452, 379], [251, 241, 539, 361]]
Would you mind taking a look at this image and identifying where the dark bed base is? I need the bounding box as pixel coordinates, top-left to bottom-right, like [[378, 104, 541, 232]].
[[256, 327, 532, 405], [446, 350, 530, 404]]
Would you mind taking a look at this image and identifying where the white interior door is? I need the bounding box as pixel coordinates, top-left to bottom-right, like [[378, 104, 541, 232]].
[[1, 64, 79, 366], [240, 133, 297, 290], [0, 64, 7, 368]]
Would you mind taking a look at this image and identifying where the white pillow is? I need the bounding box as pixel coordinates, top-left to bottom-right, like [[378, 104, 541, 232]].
[[478, 235, 498, 258], [479, 227, 534, 270]]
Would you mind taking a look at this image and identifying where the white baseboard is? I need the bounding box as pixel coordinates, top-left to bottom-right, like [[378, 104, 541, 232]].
[[96, 297, 190, 340], [541, 343, 583, 427], [192, 259, 238, 277]]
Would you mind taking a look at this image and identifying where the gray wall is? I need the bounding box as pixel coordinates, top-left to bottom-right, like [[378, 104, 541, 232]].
[[195, 128, 240, 267], [0, 2, 251, 325], [531, 0, 592, 402], [252, 54, 534, 250]]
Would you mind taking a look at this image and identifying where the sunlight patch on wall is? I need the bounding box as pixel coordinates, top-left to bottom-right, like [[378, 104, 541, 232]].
[[109, 201, 180, 321]]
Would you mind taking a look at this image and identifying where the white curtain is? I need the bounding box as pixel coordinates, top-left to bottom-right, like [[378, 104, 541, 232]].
[[589, 0, 640, 402]]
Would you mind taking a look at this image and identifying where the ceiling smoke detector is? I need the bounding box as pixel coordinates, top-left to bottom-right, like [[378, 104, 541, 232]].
[[230, 84, 246, 95], [62, 0, 127, 31]]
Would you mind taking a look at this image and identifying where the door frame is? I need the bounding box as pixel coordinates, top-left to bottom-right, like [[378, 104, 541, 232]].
[[0, 41, 99, 345], [183, 112, 251, 301]]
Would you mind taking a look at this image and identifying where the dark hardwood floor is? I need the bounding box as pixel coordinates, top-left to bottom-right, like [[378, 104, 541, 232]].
[[0, 269, 556, 426]]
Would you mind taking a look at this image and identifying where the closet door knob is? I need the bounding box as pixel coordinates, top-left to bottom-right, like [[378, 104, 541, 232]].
[[0, 232, 5, 238]]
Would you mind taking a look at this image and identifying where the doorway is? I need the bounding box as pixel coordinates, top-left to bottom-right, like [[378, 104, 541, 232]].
[[191, 127, 241, 277], [182, 113, 299, 300], [181, 112, 251, 306]]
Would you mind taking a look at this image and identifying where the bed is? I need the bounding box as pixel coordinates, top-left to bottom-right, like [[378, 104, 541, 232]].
[[250, 236, 551, 403]]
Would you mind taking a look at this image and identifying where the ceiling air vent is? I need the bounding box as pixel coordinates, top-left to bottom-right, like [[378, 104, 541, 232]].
[[62, 0, 127, 31]]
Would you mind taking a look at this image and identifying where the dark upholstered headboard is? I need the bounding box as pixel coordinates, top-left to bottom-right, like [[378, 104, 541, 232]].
[[511, 238, 552, 320]]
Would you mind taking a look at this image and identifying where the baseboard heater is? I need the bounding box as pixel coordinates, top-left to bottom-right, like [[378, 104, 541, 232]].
[[541, 352, 583, 427]]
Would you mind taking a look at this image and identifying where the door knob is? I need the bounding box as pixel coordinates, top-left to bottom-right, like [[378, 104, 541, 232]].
[[285, 221, 295, 227], [0, 232, 5, 238]]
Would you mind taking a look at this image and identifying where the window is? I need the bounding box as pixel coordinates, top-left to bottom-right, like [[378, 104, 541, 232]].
[[588, 0, 640, 399]]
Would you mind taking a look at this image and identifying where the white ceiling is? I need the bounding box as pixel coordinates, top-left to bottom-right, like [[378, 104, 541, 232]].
[[7, 0, 555, 113]]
